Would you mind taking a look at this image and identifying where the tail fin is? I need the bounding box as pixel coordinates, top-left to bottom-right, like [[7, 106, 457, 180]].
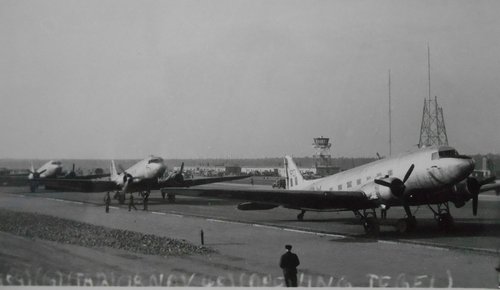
[[110, 160, 118, 181], [284, 156, 306, 189]]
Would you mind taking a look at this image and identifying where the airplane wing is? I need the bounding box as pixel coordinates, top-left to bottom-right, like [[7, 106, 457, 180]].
[[479, 179, 500, 193], [161, 187, 376, 211], [41, 178, 119, 192], [158, 175, 251, 188], [0, 175, 30, 186]]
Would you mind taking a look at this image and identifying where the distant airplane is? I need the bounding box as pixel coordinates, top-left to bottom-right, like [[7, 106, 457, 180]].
[[27, 160, 63, 192], [163, 146, 499, 235], [0, 160, 110, 192], [40, 155, 249, 203]]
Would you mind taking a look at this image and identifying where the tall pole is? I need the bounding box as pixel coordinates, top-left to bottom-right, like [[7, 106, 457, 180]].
[[388, 69, 392, 156], [427, 44, 431, 101]]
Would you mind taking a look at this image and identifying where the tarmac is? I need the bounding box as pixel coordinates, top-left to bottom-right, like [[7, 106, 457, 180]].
[[0, 183, 499, 287]]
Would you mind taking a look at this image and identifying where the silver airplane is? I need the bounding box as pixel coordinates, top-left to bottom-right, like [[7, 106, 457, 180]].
[[164, 146, 498, 235]]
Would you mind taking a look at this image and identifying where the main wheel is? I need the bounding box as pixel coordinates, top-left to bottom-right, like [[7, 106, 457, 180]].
[[437, 213, 454, 231], [363, 217, 380, 237], [167, 193, 176, 203]]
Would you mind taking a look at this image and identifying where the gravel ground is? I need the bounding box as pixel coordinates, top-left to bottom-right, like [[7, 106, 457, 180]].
[[0, 209, 215, 256]]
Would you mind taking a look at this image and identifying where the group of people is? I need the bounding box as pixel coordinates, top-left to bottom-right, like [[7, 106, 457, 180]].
[[103, 192, 150, 213]]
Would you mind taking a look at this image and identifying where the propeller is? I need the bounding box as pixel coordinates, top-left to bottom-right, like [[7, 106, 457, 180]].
[[468, 176, 496, 216], [374, 164, 415, 198], [171, 162, 185, 182], [29, 169, 47, 179], [122, 172, 134, 192], [65, 164, 76, 178]]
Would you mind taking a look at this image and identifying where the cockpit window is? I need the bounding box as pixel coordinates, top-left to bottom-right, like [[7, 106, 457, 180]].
[[438, 149, 459, 158], [148, 158, 163, 164], [51, 161, 61, 165]]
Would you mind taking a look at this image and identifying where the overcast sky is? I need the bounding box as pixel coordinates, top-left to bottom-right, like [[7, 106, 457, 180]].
[[1, 0, 499, 159]]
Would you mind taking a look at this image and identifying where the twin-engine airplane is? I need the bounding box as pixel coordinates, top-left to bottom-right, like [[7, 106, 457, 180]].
[[0, 160, 110, 192], [40, 155, 249, 203], [0, 160, 64, 191], [28, 160, 63, 192], [163, 146, 498, 235]]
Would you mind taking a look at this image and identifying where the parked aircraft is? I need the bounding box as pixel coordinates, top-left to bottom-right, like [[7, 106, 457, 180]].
[[40, 155, 249, 203], [163, 146, 498, 235], [28, 160, 63, 192], [0, 160, 111, 191]]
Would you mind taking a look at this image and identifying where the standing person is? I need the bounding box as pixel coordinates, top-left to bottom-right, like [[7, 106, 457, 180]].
[[279, 244, 300, 287], [143, 191, 149, 211], [250, 178, 254, 186], [104, 192, 111, 213], [128, 194, 137, 211]]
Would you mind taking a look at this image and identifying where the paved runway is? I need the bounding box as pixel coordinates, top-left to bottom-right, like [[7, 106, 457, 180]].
[[0, 183, 499, 287]]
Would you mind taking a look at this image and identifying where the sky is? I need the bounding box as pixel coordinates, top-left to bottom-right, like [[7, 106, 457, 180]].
[[1, 0, 499, 159]]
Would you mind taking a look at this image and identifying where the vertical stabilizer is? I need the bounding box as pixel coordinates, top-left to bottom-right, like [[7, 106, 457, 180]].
[[284, 156, 306, 189], [110, 160, 118, 181]]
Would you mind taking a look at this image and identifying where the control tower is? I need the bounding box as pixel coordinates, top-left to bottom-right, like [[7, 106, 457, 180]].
[[313, 136, 340, 177]]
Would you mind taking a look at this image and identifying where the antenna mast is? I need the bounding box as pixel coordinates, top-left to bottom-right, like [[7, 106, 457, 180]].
[[388, 69, 392, 156], [427, 44, 431, 100]]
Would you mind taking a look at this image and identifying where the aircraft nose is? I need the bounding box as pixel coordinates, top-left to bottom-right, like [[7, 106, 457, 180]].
[[458, 157, 475, 175]]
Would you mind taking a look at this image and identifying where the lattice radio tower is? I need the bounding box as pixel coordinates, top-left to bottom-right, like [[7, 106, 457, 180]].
[[418, 46, 449, 148]]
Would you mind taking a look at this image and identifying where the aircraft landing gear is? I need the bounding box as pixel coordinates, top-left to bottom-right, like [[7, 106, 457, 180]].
[[297, 210, 306, 221], [395, 216, 417, 234], [428, 202, 454, 231], [161, 191, 175, 202], [114, 191, 126, 204], [355, 209, 380, 237], [168, 193, 176, 203], [394, 200, 418, 234]]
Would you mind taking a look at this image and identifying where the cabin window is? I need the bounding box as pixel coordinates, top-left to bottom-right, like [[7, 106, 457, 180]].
[[148, 158, 162, 164], [376, 172, 382, 177], [356, 179, 361, 185], [387, 170, 393, 176], [366, 176, 371, 180], [347, 181, 352, 188], [338, 185, 342, 190]]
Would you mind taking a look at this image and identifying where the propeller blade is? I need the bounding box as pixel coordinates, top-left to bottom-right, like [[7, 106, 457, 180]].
[[374, 179, 392, 187], [179, 162, 184, 174], [402, 164, 415, 184], [472, 193, 478, 216], [38, 169, 47, 175], [72, 163, 75, 172], [118, 164, 125, 174]]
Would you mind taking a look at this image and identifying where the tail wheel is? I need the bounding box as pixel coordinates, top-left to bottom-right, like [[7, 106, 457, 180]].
[[167, 193, 176, 203]]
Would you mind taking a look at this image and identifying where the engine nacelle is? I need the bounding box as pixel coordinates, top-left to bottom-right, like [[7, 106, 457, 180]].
[[360, 181, 396, 203], [237, 202, 279, 210]]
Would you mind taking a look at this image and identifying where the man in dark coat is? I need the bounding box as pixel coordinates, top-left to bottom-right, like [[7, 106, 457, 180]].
[[128, 194, 137, 211], [104, 192, 111, 213], [279, 244, 300, 287]]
